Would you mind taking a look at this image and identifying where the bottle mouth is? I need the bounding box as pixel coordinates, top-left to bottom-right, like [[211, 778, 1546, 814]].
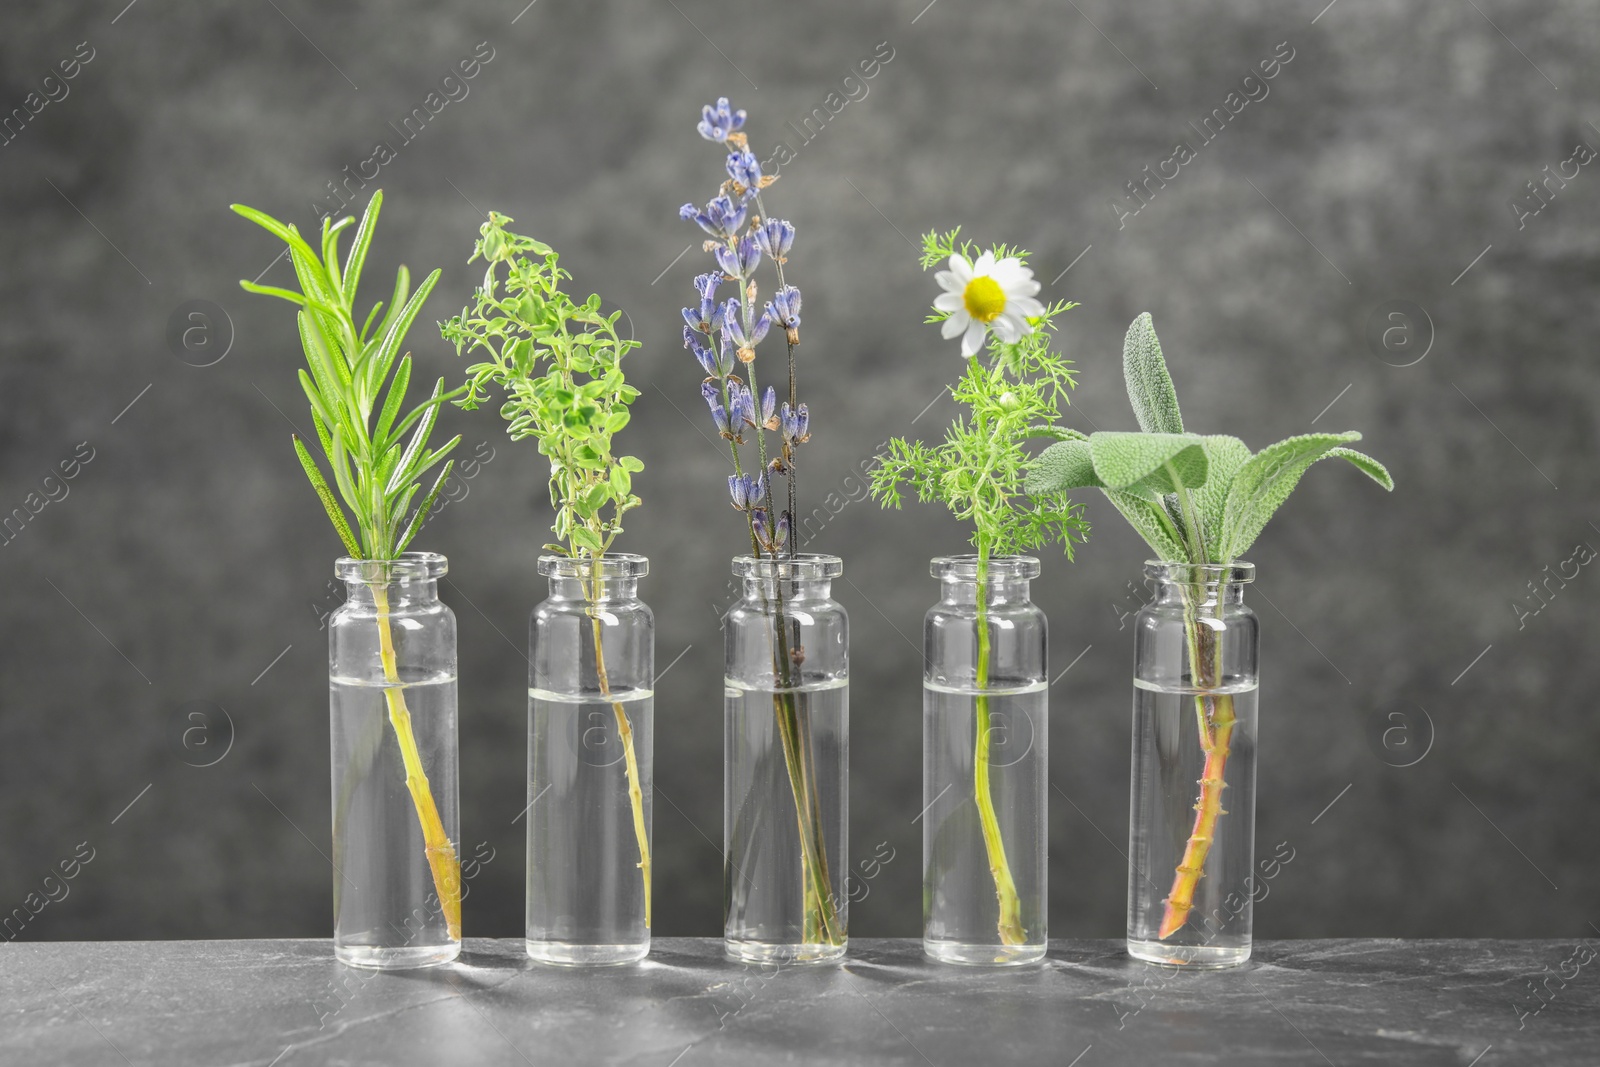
[[732, 553, 843, 581], [1144, 560, 1254, 585], [538, 553, 649, 579], [336, 551, 448, 583], [931, 554, 1041, 581]]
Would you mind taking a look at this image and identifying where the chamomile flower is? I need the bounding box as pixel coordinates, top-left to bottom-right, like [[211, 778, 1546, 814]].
[[933, 251, 1044, 357]]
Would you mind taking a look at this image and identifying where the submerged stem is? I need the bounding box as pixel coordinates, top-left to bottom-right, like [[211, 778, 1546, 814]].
[[587, 577, 652, 929], [1157, 582, 1235, 940], [972, 549, 1026, 946], [371, 584, 461, 941]]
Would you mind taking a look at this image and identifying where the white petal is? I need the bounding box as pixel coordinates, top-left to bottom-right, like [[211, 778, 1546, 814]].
[[1010, 295, 1045, 317], [961, 319, 988, 356], [934, 269, 962, 294], [972, 250, 996, 275], [933, 292, 964, 312], [991, 257, 1022, 276], [941, 311, 970, 340], [992, 315, 1021, 343], [1004, 309, 1037, 338], [946, 254, 973, 284]]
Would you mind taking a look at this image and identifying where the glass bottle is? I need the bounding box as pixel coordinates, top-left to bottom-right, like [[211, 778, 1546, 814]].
[[527, 554, 653, 965], [724, 553, 848, 963], [329, 552, 461, 969], [1127, 561, 1260, 968], [922, 555, 1048, 965]]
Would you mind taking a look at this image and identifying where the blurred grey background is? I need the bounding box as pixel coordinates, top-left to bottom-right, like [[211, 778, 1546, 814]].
[[0, 0, 1594, 945]]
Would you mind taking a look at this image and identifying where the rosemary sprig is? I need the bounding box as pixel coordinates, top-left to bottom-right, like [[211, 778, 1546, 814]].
[[233, 189, 468, 942]]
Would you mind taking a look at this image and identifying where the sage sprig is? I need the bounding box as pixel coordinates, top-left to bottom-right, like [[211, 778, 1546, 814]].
[[1027, 312, 1393, 942], [1025, 313, 1393, 564]]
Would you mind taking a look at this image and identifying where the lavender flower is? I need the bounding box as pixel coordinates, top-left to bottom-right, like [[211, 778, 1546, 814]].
[[701, 380, 729, 437], [767, 284, 802, 344], [689, 334, 720, 377], [694, 272, 721, 324], [723, 299, 772, 357], [697, 97, 747, 143], [759, 386, 778, 430], [753, 219, 795, 260], [726, 150, 763, 195], [714, 236, 763, 278], [728, 471, 767, 510], [680, 195, 747, 239], [728, 381, 758, 436], [781, 402, 810, 444], [750, 507, 771, 548]]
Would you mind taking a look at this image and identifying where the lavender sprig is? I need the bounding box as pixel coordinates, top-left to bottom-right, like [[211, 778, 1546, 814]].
[[679, 97, 806, 559]]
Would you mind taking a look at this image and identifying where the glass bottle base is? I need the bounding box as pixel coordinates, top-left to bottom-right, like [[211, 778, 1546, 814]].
[[1126, 937, 1251, 969], [724, 939, 846, 965], [335, 942, 460, 970], [525, 940, 649, 966], [923, 940, 1046, 967]]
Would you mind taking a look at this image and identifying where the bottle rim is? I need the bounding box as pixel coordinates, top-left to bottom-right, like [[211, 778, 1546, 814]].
[[1143, 560, 1255, 585], [930, 554, 1041, 581], [732, 553, 843, 580], [538, 552, 650, 579], [335, 551, 448, 582]]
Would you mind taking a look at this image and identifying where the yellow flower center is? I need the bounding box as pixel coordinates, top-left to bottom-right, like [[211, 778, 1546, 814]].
[[962, 276, 1007, 323]]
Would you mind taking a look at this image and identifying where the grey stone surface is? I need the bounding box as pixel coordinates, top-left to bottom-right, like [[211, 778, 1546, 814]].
[[0, 0, 1595, 948], [3, 938, 1594, 1065]]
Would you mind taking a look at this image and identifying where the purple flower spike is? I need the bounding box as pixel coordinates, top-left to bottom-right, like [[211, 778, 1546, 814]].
[[767, 285, 801, 328], [728, 474, 748, 509], [750, 507, 770, 547], [780, 402, 811, 444], [729, 382, 758, 433], [694, 272, 721, 324], [682, 306, 702, 331], [701, 380, 729, 436], [760, 386, 777, 429], [754, 219, 795, 259], [690, 336, 719, 376], [683, 195, 747, 239], [714, 235, 763, 279], [698, 97, 747, 142], [726, 149, 762, 194]]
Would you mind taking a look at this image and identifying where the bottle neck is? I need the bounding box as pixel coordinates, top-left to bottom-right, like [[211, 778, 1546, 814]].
[[1152, 578, 1247, 610], [741, 576, 831, 602], [547, 575, 641, 602], [341, 576, 441, 611], [940, 576, 1033, 607]]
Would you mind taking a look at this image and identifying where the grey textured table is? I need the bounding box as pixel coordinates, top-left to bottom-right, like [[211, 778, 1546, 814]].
[[2, 939, 1593, 1065]]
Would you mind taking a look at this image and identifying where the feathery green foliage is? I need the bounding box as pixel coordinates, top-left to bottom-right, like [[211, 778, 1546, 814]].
[[870, 230, 1088, 560], [233, 190, 465, 560], [1026, 314, 1393, 563], [440, 213, 643, 559]]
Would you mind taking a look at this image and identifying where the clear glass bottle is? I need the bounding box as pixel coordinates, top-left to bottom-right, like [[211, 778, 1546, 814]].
[[328, 552, 461, 969], [1127, 561, 1259, 968], [724, 553, 848, 963], [923, 555, 1048, 966], [527, 554, 653, 965]]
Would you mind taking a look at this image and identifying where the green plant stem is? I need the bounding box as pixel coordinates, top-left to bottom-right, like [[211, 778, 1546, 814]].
[[585, 573, 653, 930], [371, 584, 461, 940], [972, 547, 1027, 946], [1158, 581, 1235, 940], [730, 323, 839, 947]]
